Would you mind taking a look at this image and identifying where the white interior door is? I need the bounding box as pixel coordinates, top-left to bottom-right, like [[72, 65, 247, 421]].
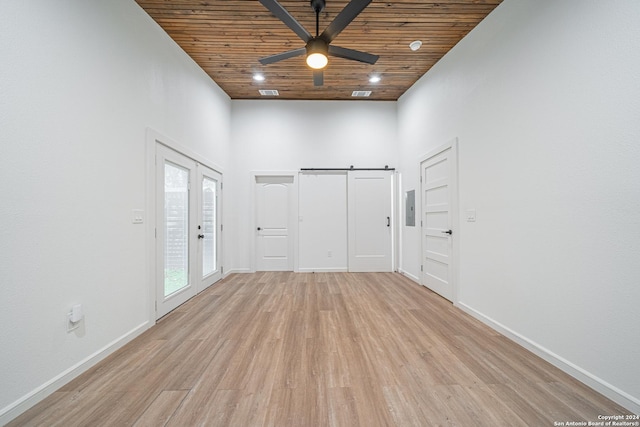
[[421, 146, 455, 301], [198, 166, 222, 290], [347, 170, 393, 272], [255, 176, 294, 271]]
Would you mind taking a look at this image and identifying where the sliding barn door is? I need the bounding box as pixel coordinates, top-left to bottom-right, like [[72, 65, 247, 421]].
[[347, 171, 393, 272]]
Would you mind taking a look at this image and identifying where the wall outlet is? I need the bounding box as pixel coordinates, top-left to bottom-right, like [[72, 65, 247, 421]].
[[67, 304, 84, 332]]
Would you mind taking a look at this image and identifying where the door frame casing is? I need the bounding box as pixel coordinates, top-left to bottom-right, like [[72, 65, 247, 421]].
[[146, 128, 224, 324], [419, 137, 460, 304], [249, 171, 299, 273]]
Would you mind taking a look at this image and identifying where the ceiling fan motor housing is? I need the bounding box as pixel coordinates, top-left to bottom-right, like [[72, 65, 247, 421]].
[[306, 38, 328, 57]]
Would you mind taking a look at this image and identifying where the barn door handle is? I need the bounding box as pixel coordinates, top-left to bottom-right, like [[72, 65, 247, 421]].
[[442, 229, 452, 235], [197, 234, 205, 239], [387, 216, 390, 227]]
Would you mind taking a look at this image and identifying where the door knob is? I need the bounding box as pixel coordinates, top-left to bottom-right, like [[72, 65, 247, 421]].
[[198, 234, 205, 239], [442, 230, 452, 235], [257, 227, 262, 231]]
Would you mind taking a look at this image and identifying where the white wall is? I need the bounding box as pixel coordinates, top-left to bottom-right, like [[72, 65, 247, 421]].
[[398, 0, 640, 412], [229, 100, 397, 272], [0, 0, 231, 421]]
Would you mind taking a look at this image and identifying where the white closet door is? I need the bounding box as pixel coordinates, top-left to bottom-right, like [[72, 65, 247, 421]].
[[347, 171, 393, 272]]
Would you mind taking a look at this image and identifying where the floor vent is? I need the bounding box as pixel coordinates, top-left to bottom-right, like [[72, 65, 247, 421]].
[[259, 89, 279, 96], [351, 90, 372, 97]]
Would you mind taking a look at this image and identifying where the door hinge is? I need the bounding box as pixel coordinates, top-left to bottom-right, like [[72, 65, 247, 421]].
[[221, 182, 223, 190], [154, 228, 157, 238], [420, 176, 422, 183], [421, 265, 423, 272], [221, 224, 223, 232], [155, 301, 157, 311], [221, 266, 224, 274]]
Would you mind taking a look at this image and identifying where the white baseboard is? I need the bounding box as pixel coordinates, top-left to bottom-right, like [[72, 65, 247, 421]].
[[297, 267, 349, 273], [456, 302, 640, 414], [398, 269, 420, 284], [224, 268, 252, 275], [0, 321, 151, 426]]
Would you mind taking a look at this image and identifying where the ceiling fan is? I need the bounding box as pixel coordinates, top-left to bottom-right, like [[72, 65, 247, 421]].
[[258, 0, 379, 86]]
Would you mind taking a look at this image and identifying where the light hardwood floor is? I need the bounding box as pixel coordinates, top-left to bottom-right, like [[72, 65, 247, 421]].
[[9, 272, 631, 426]]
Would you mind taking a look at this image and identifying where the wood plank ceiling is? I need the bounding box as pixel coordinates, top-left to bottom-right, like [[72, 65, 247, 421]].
[[135, 0, 503, 101]]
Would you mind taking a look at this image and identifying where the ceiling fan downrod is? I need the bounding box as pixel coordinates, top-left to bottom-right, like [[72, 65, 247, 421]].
[[310, 0, 325, 37]]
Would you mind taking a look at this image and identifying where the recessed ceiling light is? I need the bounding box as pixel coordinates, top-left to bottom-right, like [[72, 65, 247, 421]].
[[253, 73, 265, 82], [369, 75, 381, 83], [409, 40, 422, 51]]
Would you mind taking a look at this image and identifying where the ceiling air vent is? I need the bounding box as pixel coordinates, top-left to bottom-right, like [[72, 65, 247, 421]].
[[351, 90, 372, 97], [259, 89, 279, 96]]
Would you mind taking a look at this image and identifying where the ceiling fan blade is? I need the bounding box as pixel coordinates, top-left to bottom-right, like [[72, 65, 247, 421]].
[[313, 70, 324, 86], [328, 45, 379, 64], [320, 0, 372, 43], [259, 0, 312, 43], [259, 47, 307, 65]]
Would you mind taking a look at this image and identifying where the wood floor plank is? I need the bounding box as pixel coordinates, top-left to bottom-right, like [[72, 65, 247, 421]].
[[8, 272, 632, 426], [264, 386, 328, 427], [133, 390, 188, 427]]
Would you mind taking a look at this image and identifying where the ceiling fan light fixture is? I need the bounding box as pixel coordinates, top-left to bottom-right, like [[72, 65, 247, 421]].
[[306, 38, 328, 70], [306, 53, 328, 69]]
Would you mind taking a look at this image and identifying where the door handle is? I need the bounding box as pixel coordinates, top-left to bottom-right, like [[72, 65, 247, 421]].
[[197, 234, 205, 239], [387, 216, 390, 227], [257, 227, 262, 231], [442, 229, 452, 235]]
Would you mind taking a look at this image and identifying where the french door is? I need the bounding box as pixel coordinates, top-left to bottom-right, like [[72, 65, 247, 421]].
[[156, 143, 222, 318]]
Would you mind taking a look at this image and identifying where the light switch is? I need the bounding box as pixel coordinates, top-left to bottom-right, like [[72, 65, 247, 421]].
[[132, 209, 144, 224], [466, 209, 476, 222]]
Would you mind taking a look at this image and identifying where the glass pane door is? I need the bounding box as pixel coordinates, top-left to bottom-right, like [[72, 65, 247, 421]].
[[202, 176, 217, 277], [156, 144, 197, 318], [164, 161, 190, 296], [198, 165, 222, 289]]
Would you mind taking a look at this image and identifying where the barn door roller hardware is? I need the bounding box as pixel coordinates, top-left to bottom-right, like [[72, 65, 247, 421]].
[[300, 165, 395, 171]]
